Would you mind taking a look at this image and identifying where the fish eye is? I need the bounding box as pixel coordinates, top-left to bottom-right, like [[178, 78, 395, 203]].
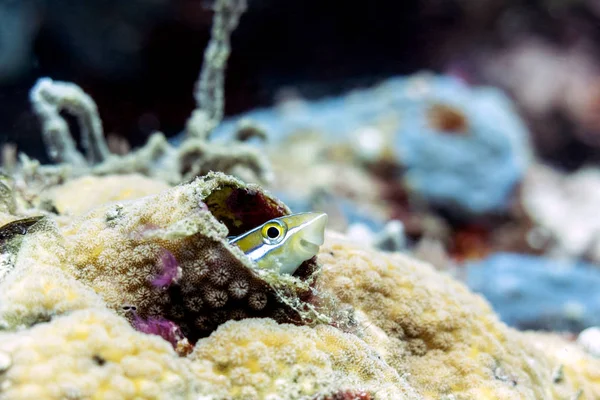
[[261, 220, 287, 244], [267, 226, 280, 239]]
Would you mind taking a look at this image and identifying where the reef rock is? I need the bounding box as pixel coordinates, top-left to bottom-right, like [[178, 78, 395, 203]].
[[522, 164, 600, 263], [316, 233, 600, 399], [207, 74, 532, 215], [0, 174, 599, 400], [466, 252, 600, 332]]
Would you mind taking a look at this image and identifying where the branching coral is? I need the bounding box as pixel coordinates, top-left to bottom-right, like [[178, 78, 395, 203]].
[[26, 77, 271, 186], [30, 78, 110, 166], [188, 0, 247, 138], [24, 0, 270, 187]]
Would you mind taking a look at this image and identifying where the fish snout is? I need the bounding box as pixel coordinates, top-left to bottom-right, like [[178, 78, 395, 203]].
[[296, 213, 328, 256]]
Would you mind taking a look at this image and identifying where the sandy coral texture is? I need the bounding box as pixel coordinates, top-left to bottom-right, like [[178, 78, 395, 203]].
[[0, 176, 599, 400]]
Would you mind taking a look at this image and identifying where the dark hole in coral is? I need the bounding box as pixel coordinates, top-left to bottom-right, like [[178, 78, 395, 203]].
[[205, 186, 288, 236], [162, 280, 304, 345], [427, 103, 469, 134], [122, 305, 137, 312], [92, 355, 106, 366], [267, 226, 279, 239]]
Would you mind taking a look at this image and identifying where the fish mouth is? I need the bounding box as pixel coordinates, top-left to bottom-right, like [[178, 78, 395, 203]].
[[296, 213, 328, 256], [298, 238, 320, 255]]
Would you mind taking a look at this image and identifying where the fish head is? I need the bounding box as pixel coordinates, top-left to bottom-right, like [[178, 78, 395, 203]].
[[229, 212, 328, 275]]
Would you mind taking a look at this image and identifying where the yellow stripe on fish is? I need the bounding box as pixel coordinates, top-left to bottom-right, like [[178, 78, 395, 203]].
[[228, 212, 328, 275]]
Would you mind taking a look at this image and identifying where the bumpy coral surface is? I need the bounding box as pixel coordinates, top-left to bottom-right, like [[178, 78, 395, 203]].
[[191, 318, 419, 399], [0, 221, 106, 329], [0, 309, 197, 400], [46, 174, 171, 216], [1, 174, 599, 400], [54, 172, 319, 344], [316, 232, 600, 399]]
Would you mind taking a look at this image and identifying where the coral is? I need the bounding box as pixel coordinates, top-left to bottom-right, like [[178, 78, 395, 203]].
[[30, 78, 111, 166], [50, 172, 322, 344], [345, 220, 406, 252], [267, 133, 390, 232], [466, 252, 600, 331], [0, 175, 16, 215], [521, 331, 600, 399], [190, 318, 420, 400], [23, 0, 271, 187], [0, 220, 106, 330], [187, 0, 248, 138], [1, 205, 600, 398], [202, 73, 531, 215], [45, 174, 171, 217], [151, 249, 182, 289], [521, 164, 600, 263], [390, 74, 532, 214], [26, 78, 271, 186], [315, 232, 600, 398], [131, 313, 185, 350], [177, 137, 272, 185], [0, 309, 198, 400]]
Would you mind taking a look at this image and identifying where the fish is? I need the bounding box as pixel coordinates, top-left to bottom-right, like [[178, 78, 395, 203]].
[[229, 212, 328, 275]]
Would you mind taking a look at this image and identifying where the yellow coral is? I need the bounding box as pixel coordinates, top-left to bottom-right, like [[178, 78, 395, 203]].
[[316, 232, 600, 399], [0, 309, 198, 400], [46, 174, 171, 216], [0, 222, 105, 329], [57, 177, 228, 316], [2, 172, 600, 400], [191, 318, 420, 400], [44, 173, 312, 344]]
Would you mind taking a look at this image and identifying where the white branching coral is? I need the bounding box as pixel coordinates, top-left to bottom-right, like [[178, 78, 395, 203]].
[[29, 78, 110, 166], [23, 0, 271, 186], [190, 0, 248, 137]]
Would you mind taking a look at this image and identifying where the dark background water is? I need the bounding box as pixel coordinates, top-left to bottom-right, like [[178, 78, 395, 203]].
[[1, 0, 600, 166]]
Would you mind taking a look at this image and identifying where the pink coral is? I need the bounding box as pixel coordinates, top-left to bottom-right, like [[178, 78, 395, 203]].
[[151, 249, 182, 289], [131, 313, 184, 348]]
